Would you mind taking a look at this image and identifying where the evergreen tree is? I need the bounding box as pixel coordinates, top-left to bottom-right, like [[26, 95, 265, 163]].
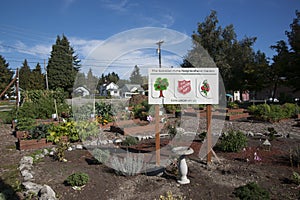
[[86, 68, 98, 92], [129, 65, 143, 85], [0, 55, 13, 97], [19, 59, 32, 90], [285, 10, 300, 91], [74, 72, 86, 89], [31, 63, 45, 90], [47, 34, 80, 95]]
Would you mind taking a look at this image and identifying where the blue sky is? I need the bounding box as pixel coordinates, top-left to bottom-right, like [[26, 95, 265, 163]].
[[0, 0, 299, 76]]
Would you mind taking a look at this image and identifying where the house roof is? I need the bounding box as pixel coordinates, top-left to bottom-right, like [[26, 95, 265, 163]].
[[121, 84, 144, 92]]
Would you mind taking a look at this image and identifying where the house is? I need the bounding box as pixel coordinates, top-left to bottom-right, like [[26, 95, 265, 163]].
[[99, 82, 120, 97], [73, 86, 90, 97], [120, 84, 145, 98]]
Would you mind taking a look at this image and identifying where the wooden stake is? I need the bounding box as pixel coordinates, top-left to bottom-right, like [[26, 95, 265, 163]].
[[206, 104, 212, 164], [155, 104, 160, 166]]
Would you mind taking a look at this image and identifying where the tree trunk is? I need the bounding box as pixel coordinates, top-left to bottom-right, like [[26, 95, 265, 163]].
[[159, 90, 164, 98]]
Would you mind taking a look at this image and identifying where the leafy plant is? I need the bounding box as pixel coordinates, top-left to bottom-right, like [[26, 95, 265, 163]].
[[122, 136, 138, 146], [267, 127, 277, 141], [47, 121, 79, 143], [16, 117, 36, 131], [92, 148, 110, 164], [159, 191, 184, 200], [292, 171, 300, 185], [55, 141, 70, 162], [216, 130, 247, 152], [76, 121, 99, 141], [28, 123, 52, 140], [111, 152, 144, 176], [234, 182, 270, 200], [65, 172, 89, 187]]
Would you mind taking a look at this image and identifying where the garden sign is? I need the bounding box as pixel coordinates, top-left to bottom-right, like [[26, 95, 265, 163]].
[[148, 68, 219, 104], [148, 68, 219, 165]]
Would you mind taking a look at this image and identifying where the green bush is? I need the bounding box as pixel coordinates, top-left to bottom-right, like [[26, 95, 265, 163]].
[[234, 182, 270, 200], [122, 136, 138, 146], [216, 130, 247, 152], [17, 89, 70, 120], [66, 172, 89, 187], [16, 117, 36, 131], [29, 123, 52, 140], [248, 103, 298, 122]]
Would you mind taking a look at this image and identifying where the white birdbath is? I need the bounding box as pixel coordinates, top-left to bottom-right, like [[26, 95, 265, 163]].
[[172, 146, 194, 184]]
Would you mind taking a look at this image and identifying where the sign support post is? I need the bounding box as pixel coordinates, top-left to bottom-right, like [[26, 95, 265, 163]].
[[155, 105, 160, 166], [206, 104, 212, 164]]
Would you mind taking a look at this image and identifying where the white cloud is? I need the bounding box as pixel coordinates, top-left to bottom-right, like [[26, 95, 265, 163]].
[[80, 27, 192, 78]]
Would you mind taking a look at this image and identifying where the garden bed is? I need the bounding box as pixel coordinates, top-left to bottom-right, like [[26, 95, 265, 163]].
[[16, 138, 53, 150]]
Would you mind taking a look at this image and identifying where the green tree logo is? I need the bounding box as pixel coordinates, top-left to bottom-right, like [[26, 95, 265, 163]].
[[154, 77, 169, 98]]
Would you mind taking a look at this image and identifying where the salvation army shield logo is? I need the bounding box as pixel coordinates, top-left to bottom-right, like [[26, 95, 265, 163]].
[[177, 80, 191, 95]]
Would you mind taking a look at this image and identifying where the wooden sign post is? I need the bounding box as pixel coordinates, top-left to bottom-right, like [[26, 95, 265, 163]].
[[155, 105, 160, 166], [206, 104, 212, 164]]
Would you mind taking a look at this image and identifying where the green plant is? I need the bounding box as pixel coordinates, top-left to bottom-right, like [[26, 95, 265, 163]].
[[66, 172, 89, 187], [159, 191, 184, 200], [267, 127, 277, 141], [28, 123, 52, 140], [55, 141, 70, 162], [92, 148, 110, 164], [111, 152, 144, 176], [292, 171, 300, 185], [122, 136, 138, 146], [16, 117, 35, 131], [234, 182, 270, 200], [227, 101, 239, 109], [47, 121, 79, 143], [216, 130, 247, 152], [76, 121, 99, 141]]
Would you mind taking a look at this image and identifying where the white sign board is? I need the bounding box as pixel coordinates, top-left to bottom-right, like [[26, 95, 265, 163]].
[[148, 68, 219, 104]]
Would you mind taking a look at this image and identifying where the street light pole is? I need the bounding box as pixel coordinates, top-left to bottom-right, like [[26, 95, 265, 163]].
[[156, 40, 164, 68], [155, 40, 164, 166]]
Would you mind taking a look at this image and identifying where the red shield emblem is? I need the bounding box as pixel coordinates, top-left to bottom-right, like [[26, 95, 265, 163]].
[[178, 80, 191, 95]]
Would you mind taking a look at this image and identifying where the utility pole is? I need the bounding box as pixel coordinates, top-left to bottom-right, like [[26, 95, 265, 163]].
[[15, 68, 19, 108], [156, 40, 164, 68], [44, 59, 49, 90]]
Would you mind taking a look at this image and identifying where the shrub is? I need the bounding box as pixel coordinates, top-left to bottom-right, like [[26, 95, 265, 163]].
[[16, 117, 36, 131], [76, 121, 99, 141], [47, 121, 79, 143], [111, 152, 144, 176], [216, 130, 247, 152], [92, 148, 110, 164], [292, 171, 300, 185], [66, 172, 89, 187], [234, 182, 270, 200], [122, 136, 138, 146], [248, 103, 298, 122], [29, 123, 52, 140]]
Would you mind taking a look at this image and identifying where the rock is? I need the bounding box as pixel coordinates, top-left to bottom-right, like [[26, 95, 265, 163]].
[[67, 146, 73, 151], [49, 151, 54, 156], [23, 181, 43, 194], [38, 185, 57, 200], [20, 156, 34, 165], [19, 163, 32, 171], [43, 149, 49, 155], [76, 144, 83, 150], [21, 170, 34, 181], [247, 131, 254, 137]]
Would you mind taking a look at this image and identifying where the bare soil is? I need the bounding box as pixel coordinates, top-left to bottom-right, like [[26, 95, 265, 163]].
[[1, 119, 300, 200]]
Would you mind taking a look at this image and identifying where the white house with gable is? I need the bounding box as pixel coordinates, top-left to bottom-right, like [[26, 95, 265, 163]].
[[99, 82, 120, 97]]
